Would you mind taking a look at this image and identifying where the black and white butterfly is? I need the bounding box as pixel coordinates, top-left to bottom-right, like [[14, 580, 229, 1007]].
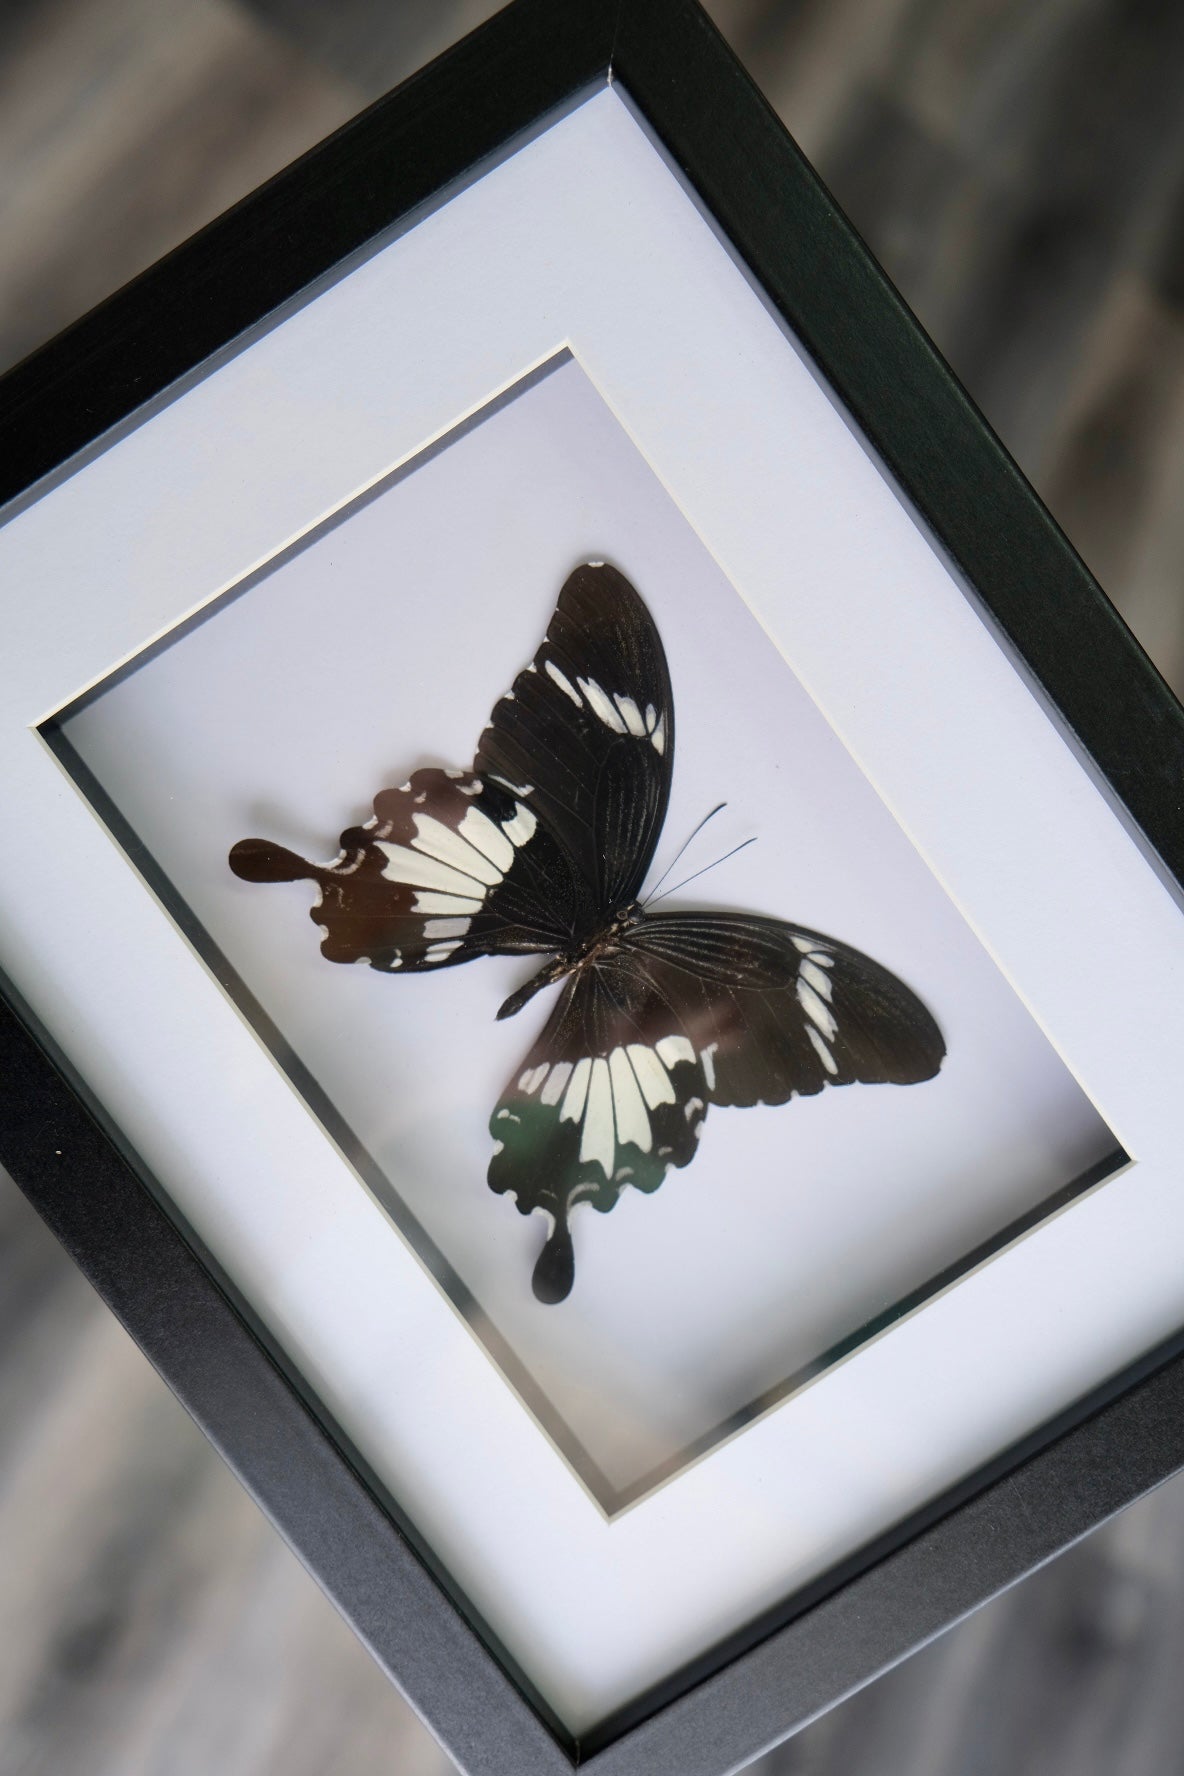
[[230, 563, 944, 1303]]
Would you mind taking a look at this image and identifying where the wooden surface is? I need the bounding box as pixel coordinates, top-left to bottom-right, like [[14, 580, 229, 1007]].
[[3, 1, 1184, 1771]]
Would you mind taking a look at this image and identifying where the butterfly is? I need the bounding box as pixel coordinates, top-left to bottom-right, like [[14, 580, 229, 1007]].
[[230, 562, 945, 1303]]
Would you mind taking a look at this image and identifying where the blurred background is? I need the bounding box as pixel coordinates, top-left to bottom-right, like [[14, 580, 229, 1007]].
[[3, 0, 1184, 1770]]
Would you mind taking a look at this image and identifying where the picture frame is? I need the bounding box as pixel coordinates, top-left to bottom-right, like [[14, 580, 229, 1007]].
[[3, 2, 1184, 1773]]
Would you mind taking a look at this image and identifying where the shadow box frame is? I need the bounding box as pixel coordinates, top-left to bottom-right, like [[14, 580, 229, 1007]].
[[3, 1, 1184, 1773]]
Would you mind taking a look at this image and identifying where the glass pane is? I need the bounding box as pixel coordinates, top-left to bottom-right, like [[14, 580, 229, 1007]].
[[47, 349, 1122, 1512]]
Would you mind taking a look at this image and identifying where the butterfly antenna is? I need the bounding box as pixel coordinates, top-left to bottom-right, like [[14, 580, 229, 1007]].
[[644, 803, 727, 904], [646, 836, 757, 905]]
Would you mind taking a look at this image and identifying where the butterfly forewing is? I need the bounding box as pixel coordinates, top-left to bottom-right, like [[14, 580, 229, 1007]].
[[622, 911, 946, 1103], [230, 561, 674, 973], [475, 562, 674, 925]]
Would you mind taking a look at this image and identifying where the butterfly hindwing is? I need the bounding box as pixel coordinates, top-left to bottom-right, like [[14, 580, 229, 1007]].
[[490, 910, 944, 1300], [229, 767, 578, 970], [476, 562, 674, 923], [488, 965, 710, 1302]]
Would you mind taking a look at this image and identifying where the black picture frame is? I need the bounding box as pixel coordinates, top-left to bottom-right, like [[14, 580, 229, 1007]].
[[4, 3, 1184, 1773]]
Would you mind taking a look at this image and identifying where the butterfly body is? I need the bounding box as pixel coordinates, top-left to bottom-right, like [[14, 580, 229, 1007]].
[[495, 899, 646, 1021], [231, 562, 945, 1303]]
